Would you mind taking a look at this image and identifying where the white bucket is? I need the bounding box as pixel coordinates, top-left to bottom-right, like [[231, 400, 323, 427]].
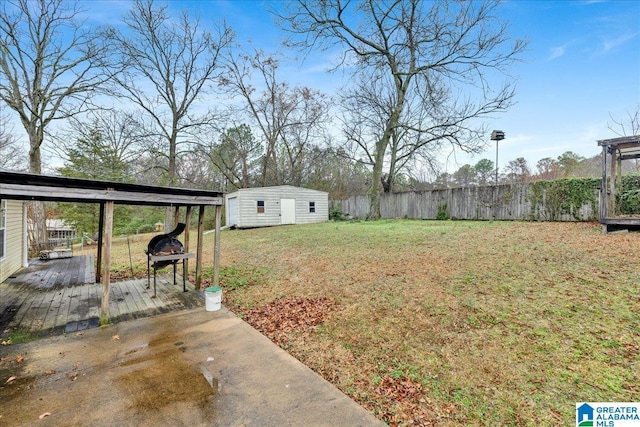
[[205, 286, 222, 312]]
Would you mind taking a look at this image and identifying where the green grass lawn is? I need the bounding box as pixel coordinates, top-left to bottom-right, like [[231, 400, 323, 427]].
[[101, 220, 640, 426]]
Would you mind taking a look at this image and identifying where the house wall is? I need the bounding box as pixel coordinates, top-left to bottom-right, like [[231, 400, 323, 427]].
[[0, 200, 25, 283], [226, 186, 329, 228]]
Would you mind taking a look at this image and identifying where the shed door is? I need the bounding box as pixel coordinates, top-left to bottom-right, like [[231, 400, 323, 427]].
[[228, 197, 238, 226], [280, 199, 296, 225]]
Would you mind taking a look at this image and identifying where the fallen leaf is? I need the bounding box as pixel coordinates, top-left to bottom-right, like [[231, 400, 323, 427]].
[[112, 335, 120, 341], [44, 370, 56, 375], [1, 339, 11, 346], [5, 376, 16, 384], [39, 412, 51, 419], [16, 355, 23, 363], [75, 332, 84, 336]]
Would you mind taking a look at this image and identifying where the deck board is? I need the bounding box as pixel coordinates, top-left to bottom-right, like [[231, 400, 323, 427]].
[[1, 254, 204, 336]]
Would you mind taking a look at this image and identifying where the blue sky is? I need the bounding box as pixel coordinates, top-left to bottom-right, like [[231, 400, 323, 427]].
[[46, 1, 640, 173], [224, 0, 640, 172]]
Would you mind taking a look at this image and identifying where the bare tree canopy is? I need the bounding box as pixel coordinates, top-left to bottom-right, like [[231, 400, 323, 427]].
[[276, 0, 527, 219], [104, 0, 233, 187], [608, 105, 640, 137], [53, 109, 147, 181], [222, 49, 330, 187], [205, 124, 263, 191], [0, 0, 109, 248], [0, 0, 108, 174], [0, 109, 26, 171]]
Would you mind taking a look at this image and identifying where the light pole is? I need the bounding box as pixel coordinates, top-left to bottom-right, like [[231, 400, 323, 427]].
[[491, 130, 505, 186]]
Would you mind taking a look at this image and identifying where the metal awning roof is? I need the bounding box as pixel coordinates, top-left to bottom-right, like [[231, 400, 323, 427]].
[[0, 171, 223, 206]]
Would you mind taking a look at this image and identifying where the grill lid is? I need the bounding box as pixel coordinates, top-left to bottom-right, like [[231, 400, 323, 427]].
[[146, 222, 186, 255], [146, 223, 186, 269]]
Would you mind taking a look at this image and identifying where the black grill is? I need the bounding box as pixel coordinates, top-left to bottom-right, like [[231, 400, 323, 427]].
[[146, 223, 185, 269], [145, 222, 194, 297]]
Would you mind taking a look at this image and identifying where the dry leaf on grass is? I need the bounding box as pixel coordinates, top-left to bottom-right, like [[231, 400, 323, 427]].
[[39, 412, 51, 419], [112, 335, 120, 341], [16, 355, 23, 363], [5, 376, 16, 384], [242, 296, 334, 347]]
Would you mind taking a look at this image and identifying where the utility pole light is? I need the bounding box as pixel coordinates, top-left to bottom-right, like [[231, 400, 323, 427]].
[[491, 130, 505, 186]]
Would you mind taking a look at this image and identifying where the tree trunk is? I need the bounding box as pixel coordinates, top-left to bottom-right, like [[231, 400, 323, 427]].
[[27, 130, 48, 253], [368, 144, 386, 220], [165, 128, 178, 232]]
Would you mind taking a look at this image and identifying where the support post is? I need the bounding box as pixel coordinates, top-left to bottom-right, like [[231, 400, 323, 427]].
[[600, 145, 608, 220], [213, 204, 221, 287], [608, 149, 617, 216], [184, 206, 192, 279], [96, 202, 105, 283], [174, 206, 180, 230], [100, 200, 114, 325], [195, 205, 205, 290], [616, 152, 623, 202]]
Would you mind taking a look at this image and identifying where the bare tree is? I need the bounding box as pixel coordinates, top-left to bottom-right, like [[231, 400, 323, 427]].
[[535, 157, 560, 181], [608, 105, 640, 137], [277, 0, 526, 219], [504, 157, 530, 184], [608, 106, 640, 172], [105, 0, 232, 185], [52, 109, 147, 181], [0, 109, 26, 171], [105, 0, 232, 228], [303, 145, 370, 198], [0, 0, 108, 172], [0, 0, 109, 245], [180, 150, 226, 191], [202, 124, 263, 191], [222, 49, 329, 186], [452, 164, 476, 187]]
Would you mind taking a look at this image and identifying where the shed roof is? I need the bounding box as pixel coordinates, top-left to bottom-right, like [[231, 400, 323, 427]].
[[0, 171, 223, 206], [228, 185, 328, 195]]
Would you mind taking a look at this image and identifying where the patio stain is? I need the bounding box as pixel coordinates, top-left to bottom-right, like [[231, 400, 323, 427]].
[[113, 331, 217, 420]]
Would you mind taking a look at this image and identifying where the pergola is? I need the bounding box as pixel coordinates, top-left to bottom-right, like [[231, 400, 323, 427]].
[[598, 135, 640, 233], [0, 171, 223, 323]]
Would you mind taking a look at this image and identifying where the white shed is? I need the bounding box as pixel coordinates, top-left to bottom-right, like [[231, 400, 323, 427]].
[[225, 185, 329, 228]]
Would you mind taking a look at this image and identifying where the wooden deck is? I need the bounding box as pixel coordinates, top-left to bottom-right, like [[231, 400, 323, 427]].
[[0, 255, 204, 336], [4, 255, 96, 289]]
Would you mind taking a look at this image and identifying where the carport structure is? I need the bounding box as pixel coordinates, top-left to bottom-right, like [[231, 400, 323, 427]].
[[598, 136, 640, 233], [0, 171, 223, 324]]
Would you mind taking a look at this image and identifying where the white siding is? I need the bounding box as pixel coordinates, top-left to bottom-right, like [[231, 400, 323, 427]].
[[225, 186, 329, 228], [0, 200, 25, 283]]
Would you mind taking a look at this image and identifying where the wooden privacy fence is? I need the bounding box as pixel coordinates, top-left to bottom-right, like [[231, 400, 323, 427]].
[[333, 184, 601, 222]]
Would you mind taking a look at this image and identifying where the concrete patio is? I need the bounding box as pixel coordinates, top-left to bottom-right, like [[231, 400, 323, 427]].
[[0, 255, 385, 426]]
